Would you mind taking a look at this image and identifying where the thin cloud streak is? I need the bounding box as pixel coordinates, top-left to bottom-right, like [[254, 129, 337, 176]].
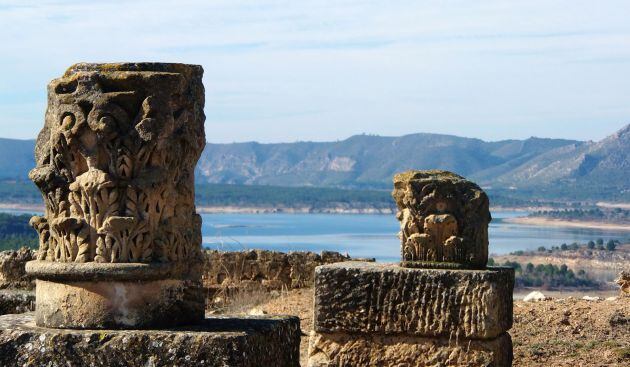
[[0, 1, 629, 142]]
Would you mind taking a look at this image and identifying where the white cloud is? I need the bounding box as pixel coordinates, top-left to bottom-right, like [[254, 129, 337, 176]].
[[0, 0, 629, 142]]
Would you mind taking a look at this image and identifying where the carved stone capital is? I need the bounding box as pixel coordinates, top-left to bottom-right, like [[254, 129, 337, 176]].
[[392, 170, 491, 269], [27, 62, 206, 329]]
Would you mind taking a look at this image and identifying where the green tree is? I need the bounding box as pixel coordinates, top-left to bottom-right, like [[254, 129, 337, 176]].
[[606, 240, 616, 251], [525, 263, 534, 273], [560, 243, 568, 251], [587, 241, 595, 249], [537, 246, 546, 252], [577, 269, 586, 276], [596, 238, 604, 245]]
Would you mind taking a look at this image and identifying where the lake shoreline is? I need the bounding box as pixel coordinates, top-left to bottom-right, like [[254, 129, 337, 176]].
[[504, 216, 630, 231], [0, 202, 542, 215]]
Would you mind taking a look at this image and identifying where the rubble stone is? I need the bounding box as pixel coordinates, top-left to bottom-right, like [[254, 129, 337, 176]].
[[0, 247, 34, 289], [203, 249, 369, 291], [0, 290, 35, 315]]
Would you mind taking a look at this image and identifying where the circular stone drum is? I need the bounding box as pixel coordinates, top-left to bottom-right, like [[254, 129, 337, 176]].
[[26, 261, 204, 329]]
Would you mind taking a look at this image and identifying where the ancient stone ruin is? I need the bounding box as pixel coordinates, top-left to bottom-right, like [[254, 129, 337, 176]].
[[24, 62, 206, 328], [0, 63, 300, 366], [308, 170, 514, 366], [617, 271, 630, 296], [393, 170, 491, 269]]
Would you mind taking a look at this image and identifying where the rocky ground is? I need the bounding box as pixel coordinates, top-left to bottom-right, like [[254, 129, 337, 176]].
[[219, 288, 630, 367], [511, 297, 629, 366]]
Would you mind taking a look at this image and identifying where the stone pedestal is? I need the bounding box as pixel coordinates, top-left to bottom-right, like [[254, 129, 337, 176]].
[[12, 62, 300, 366], [26, 261, 203, 329], [307, 262, 514, 367], [26, 63, 207, 329], [0, 313, 301, 367], [309, 331, 512, 367]]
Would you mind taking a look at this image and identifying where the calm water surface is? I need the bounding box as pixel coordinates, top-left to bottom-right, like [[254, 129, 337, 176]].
[[201, 212, 629, 262], [4, 209, 627, 262]]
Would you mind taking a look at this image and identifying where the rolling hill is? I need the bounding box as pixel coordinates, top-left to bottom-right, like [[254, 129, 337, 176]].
[[0, 138, 36, 180], [0, 124, 627, 201], [196, 134, 582, 189]]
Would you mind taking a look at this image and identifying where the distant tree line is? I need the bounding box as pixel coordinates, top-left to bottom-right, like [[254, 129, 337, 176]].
[[194, 183, 396, 209], [0, 180, 41, 203], [0, 213, 37, 251], [530, 208, 630, 224], [531, 237, 623, 254], [0, 180, 604, 210], [488, 259, 601, 289]]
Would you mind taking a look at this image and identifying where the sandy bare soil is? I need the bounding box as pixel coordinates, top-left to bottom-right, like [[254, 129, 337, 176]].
[[511, 296, 629, 366], [224, 288, 630, 367], [504, 216, 630, 231]]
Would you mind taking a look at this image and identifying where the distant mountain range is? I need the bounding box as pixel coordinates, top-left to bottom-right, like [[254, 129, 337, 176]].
[[1, 124, 628, 200]]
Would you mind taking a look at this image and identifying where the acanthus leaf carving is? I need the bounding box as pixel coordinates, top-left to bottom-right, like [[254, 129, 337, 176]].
[[30, 63, 205, 264]]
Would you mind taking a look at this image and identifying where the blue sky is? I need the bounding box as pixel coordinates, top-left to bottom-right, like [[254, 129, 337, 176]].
[[0, 0, 629, 143]]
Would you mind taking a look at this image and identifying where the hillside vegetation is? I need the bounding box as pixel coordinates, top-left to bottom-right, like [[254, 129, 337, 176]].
[[0, 213, 37, 251], [1, 124, 627, 202], [0, 180, 569, 211], [530, 208, 630, 224]]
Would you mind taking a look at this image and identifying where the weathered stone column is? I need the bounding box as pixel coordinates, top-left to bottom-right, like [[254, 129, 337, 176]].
[[308, 170, 514, 366], [26, 63, 206, 329], [0, 62, 302, 367]]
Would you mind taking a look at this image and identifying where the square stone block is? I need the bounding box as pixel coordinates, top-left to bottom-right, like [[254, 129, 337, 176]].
[[314, 262, 513, 339], [0, 313, 301, 367], [308, 331, 513, 367]]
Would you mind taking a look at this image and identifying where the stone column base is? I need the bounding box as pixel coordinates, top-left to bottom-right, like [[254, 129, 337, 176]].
[[0, 313, 301, 367], [308, 331, 513, 367], [26, 261, 205, 329]]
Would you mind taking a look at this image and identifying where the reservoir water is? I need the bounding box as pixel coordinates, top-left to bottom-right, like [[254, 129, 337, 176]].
[[201, 212, 629, 262], [3, 208, 627, 262]]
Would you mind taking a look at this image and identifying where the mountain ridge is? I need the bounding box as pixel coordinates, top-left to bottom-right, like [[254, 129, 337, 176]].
[[0, 125, 627, 200]]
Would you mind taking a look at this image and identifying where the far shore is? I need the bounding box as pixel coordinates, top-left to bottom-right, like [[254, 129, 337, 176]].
[[195, 205, 396, 215], [0, 203, 543, 215], [504, 216, 630, 231], [1, 202, 629, 232], [0, 203, 44, 212], [0, 202, 397, 215]]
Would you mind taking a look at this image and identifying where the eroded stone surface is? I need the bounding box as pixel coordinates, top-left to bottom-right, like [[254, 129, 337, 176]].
[[0, 313, 301, 367], [314, 262, 513, 339], [203, 249, 369, 291], [0, 248, 34, 289], [34, 278, 203, 329], [26, 63, 207, 328], [616, 271, 629, 296], [392, 170, 491, 269], [308, 331, 513, 367], [29, 63, 205, 264], [0, 290, 35, 315]]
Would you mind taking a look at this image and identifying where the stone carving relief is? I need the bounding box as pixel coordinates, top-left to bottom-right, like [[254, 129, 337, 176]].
[[28, 63, 205, 263], [392, 170, 491, 268]]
